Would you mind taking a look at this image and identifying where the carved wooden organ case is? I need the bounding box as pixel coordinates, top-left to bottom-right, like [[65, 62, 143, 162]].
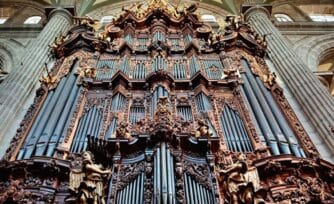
[[1, 2, 334, 204]]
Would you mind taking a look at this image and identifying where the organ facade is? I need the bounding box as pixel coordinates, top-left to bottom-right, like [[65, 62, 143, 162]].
[[0, 0, 333, 203]]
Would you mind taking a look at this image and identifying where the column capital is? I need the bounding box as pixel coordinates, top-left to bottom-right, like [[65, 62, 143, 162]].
[[45, 6, 76, 21], [241, 4, 272, 22]]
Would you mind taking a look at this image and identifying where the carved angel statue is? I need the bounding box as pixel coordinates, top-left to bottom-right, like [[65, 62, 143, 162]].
[[195, 119, 213, 138], [115, 121, 132, 139], [68, 151, 111, 204], [219, 154, 266, 204]]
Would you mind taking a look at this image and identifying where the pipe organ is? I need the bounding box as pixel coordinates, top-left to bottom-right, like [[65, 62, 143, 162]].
[[1, 1, 334, 203]]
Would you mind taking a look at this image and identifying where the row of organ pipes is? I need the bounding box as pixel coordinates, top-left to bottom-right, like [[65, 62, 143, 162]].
[[15, 57, 305, 159]]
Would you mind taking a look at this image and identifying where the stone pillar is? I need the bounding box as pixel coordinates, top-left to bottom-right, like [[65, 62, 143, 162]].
[[0, 7, 74, 157], [242, 5, 334, 154]]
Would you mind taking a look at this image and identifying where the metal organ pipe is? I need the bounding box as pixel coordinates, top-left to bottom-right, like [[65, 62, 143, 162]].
[[115, 173, 144, 204], [229, 108, 248, 151], [190, 56, 200, 76], [239, 87, 266, 143], [243, 60, 291, 154], [256, 78, 305, 156], [184, 174, 214, 204], [76, 107, 94, 152], [152, 86, 168, 116], [22, 76, 68, 159], [154, 143, 176, 204], [241, 73, 280, 155], [57, 87, 82, 152], [20, 60, 80, 159], [221, 109, 239, 151], [161, 143, 168, 203], [45, 82, 80, 157], [16, 91, 55, 160], [70, 106, 102, 153]]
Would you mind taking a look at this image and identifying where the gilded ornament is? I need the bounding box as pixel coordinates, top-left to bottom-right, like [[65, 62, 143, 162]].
[[195, 119, 213, 138]]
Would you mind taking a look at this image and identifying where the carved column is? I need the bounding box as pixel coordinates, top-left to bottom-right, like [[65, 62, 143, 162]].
[[242, 5, 334, 155], [0, 7, 74, 157]]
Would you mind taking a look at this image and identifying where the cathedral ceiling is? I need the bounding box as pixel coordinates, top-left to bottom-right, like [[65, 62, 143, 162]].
[[25, 0, 334, 16]]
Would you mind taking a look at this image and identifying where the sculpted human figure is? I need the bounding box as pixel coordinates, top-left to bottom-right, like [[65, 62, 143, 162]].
[[220, 154, 265, 204]]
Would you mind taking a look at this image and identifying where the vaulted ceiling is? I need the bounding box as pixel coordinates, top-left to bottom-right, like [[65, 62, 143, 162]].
[[26, 0, 334, 16]]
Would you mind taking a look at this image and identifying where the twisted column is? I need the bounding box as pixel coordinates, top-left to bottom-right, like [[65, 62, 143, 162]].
[[0, 7, 73, 157], [242, 5, 334, 154]]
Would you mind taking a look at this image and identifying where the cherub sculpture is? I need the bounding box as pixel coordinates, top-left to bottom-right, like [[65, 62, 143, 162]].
[[115, 121, 132, 139], [195, 119, 213, 138], [79, 67, 97, 79], [68, 151, 111, 204]]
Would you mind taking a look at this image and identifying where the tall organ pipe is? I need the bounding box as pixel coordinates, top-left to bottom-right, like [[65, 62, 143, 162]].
[[46, 84, 81, 157], [35, 67, 78, 156], [21, 71, 70, 159], [255, 77, 303, 157], [239, 87, 266, 143], [243, 60, 290, 154], [16, 91, 55, 160], [241, 73, 280, 155]]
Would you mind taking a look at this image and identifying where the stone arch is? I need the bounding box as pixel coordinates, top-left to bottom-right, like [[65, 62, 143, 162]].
[[0, 0, 47, 26], [0, 39, 25, 82], [293, 33, 334, 72], [272, 3, 311, 21]]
